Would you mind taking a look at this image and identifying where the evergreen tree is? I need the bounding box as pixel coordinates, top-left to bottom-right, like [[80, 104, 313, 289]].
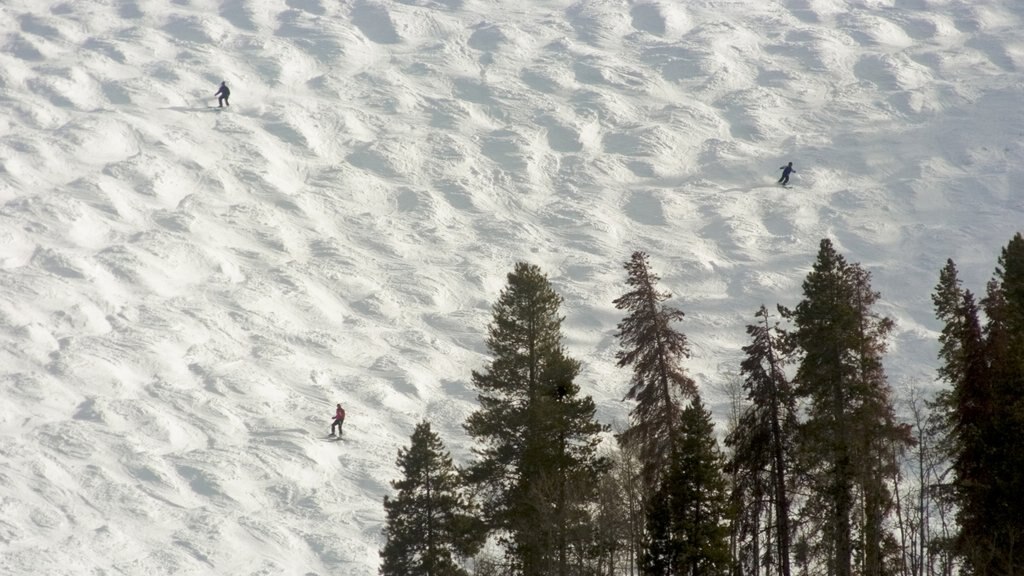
[[464, 262, 608, 576], [381, 421, 483, 576], [975, 233, 1024, 572], [614, 251, 698, 490], [726, 305, 796, 576], [785, 239, 910, 576], [643, 483, 677, 576], [935, 234, 1024, 573], [643, 397, 732, 576], [930, 259, 987, 574], [932, 259, 975, 391]]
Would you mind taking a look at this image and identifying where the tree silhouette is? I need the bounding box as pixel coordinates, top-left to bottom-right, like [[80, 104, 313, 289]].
[[726, 305, 796, 576], [614, 251, 697, 491], [381, 421, 483, 576], [464, 262, 607, 576]]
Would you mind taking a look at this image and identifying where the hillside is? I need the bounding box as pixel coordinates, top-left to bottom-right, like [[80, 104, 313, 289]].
[[1, 0, 1022, 574]]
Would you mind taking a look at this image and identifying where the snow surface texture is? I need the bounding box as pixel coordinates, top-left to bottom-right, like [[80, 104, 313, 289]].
[[1, 0, 1022, 574]]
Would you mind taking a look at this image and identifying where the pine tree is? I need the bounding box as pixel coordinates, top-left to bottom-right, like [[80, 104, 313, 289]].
[[643, 483, 677, 576], [785, 239, 910, 576], [975, 233, 1024, 572], [930, 259, 988, 573], [614, 251, 697, 490], [786, 240, 857, 576], [936, 234, 1024, 573], [932, 260, 975, 390], [726, 305, 796, 576], [643, 397, 732, 576], [464, 262, 608, 576], [381, 421, 484, 576]]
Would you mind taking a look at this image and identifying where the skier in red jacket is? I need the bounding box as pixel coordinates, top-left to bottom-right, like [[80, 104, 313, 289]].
[[330, 403, 346, 436]]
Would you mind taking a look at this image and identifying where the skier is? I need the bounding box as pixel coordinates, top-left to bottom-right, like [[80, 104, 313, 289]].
[[330, 403, 346, 437], [778, 161, 795, 186], [215, 81, 230, 108]]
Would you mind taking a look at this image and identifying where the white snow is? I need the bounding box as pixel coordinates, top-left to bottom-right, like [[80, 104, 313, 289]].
[[1, 0, 1022, 574]]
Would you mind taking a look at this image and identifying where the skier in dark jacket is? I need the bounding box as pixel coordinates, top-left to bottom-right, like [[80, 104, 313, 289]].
[[215, 81, 230, 108], [330, 403, 345, 436], [778, 161, 795, 185]]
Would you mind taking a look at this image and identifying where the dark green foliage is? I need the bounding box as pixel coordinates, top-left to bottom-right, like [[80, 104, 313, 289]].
[[643, 485, 676, 576], [932, 259, 978, 391], [995, 233, 1024, 335], [614, 251, 697, 489], [935, 234, 1024, 573], [726, 305, 796, 576], [930, 259, 991, 571], [785, 239, 909, 576], [643, 397, 732, 576], [381, 421, 484, 576], [980, 233, 1024, 572], [464, 262, 608, 576]]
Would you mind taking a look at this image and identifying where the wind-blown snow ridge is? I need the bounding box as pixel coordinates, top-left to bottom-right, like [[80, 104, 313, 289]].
[[1, 0, 1022, 574]]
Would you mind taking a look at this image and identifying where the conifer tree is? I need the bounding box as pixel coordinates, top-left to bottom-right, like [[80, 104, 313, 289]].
[[934, 234, 1024, 573], [381, 421, 483, 576], [726, 305, 796, 576], [643, 397, 732, 576], [464, 262, 607, 576], [930, 259, 985, 573], [785, 239, 909, 576], [614, 251, 697, 490], [974, 233, 1024, 572], [932, 259, 976, 390], [643, 483, 677, 576]]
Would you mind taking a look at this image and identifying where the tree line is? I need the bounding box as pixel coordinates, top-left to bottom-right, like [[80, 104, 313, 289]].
[[379, 233, 1024, 576]]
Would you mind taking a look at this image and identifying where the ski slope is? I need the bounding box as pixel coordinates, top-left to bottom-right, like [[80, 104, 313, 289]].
[[1, 0, 1022, 574]]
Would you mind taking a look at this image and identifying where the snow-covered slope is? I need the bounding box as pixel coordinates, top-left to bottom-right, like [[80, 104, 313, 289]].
[[1, 0, 1022, 573]]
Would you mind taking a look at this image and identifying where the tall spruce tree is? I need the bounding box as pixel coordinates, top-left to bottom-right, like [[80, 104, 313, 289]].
[[726, 305, 796, 576], [934, 234, 1024, 573], [785, 238, 909, 576], [380, 421, 484, 576], [464, 262, 607, 576], [643, 397, 732, 576], [614, 251, 698, 490], [975, 233, 1024, 572], [930, 259, 988, 573]]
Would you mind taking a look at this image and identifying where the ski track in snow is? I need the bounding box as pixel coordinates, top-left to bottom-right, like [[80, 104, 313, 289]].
[[1, 0, 1022, 573]]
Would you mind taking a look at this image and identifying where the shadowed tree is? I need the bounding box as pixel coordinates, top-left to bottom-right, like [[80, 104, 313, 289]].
[[381, 421, 484, 576], [784, 239, 910, 576], [933, 234, 1024, 574], [643, 397, 732, 576], [614, 251, 697, 490], [930, 259, 987, 576], [464, 262, 608, 576], [974, 233, 1024, 573], [726, 305, 796, 576]]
